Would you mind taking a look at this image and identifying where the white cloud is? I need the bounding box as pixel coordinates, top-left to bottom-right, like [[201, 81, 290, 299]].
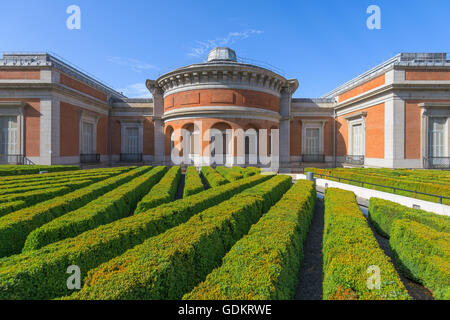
[[188, 29, 263, 58], [117, 82, 152, 98], [108, 57, 159, 73]]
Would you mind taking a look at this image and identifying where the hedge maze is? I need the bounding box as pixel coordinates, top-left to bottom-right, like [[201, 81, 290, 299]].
[[0, 165, 448, 300]]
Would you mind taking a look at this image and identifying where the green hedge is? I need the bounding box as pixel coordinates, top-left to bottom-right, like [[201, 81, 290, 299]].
[[306, 168, 450, 204], [0, 169, 127, 190], [0, 165, 80, 176], [322, 188, 410, 300], [0, 167, 150, 257], [369, 198, 450, 237], [216, 166, 243, 181], [0, 174, 270, 299], [0, 174, 111, 196], [0, 201, 26, 218], [0, 167, 130, 184], [68, 175, 291, 300], [201, 166, 228, 187], [0, 180, 95, 207], [23, 166, 162, 251], [390, 219, 450, 300], [134, 166, 180, 214], [183, 167, 204, 198], [185, 179, 316, 300]]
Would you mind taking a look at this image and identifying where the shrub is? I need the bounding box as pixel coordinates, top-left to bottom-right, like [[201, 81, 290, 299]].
[[185, 179, 316, 300], [390, 219, 450, 300], [201, 166, 228, 187], [306, 168, 450, 204], [68, 175, 291, 300], [0, 167, 150, 257], [244, 167, 261, 177], [134, 166, 180, 214], [183, 166, 204, 197], [0, 166, 130, 185], [0, 175, 111, 196], [0, 165, 79, 176], [0, 201, 26, 218], [0, 174, 270, 299], [369, 198, 450, 237], [216, 166, 243, 181], [322, 188, 410, 300], [0, 180, 95, 207], [23, 166, 164, 251]]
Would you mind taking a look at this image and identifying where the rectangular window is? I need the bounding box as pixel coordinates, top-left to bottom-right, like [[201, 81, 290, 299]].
[[305, 128, 320, 155], [82, 122, 94, 154], [429, 117, 446, 157], [125, 127, 140, 154], [0, 116, 18, 155], [352, 124, 363, 155]]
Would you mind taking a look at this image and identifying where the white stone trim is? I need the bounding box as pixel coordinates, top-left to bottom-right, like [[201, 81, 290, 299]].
[[163, 105, 281, 122], [119, 119, 144, 154], [300, 119, 326, 155], [0, 102, 25, 156], [78, 109, 99, 154], [346, 112, 366, 157]]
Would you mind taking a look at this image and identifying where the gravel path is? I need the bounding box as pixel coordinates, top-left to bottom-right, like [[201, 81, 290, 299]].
[[294, 193, 324, 300], [174, 173, 185, 200]]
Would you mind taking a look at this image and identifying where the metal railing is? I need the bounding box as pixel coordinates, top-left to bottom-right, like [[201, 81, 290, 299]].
[[120, 153, 143, 163], [0, 154, 24, 165], [424, 157, 450, 169], [80, 154, 100, 164], [345, 155, 365, 166], [312, 172, 450, 205], [302, 154, 325, 163]]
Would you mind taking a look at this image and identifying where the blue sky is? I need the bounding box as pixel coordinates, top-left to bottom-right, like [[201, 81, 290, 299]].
[[1, 0, 449, 98]]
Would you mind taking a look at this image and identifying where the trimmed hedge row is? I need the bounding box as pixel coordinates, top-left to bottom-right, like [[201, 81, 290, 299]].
[[183, 167, 204, 198], [347, 168, 450, 185], [201, 166, 228, 187], [0, 174, 111, 196], [23, 166, 163, 251], [0, 165, 79, 176], [0, 201, 26, 218], [69, 175, 292, 300], [216, 166, 243, 181], [0, 169, 126, 189], [390, 219, 450, 300], [0, 166, 131, 184], [322, 188, 410, 300], [0, 167, 151, 257], [185, 179, 316, 300], [306, 168, 450, 204], [134, 166, 180, 214], [369, 198, 450, 237], [0, 180, 95, 206], [0, 174, 270, 299]]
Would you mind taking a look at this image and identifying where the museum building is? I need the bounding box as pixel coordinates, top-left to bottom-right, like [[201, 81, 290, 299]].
[[0, 47, 449, 169]]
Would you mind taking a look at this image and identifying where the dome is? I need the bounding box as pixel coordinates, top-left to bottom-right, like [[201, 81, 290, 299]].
[[207, 47, 237, 62]]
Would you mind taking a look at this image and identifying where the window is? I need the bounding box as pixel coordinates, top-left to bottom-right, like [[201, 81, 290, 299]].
[[305, 128, 320, 155], [81, 122, 94, 154], [352, 124, 364, 155], [0, 116, 18, 155], [429, 117, 446, 157], [125, 127, 140, 154]]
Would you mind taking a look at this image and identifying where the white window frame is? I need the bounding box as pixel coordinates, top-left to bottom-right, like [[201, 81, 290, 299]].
[[119, 119, 144, 154], [0, 102, 25, 156], [345, 112, 367, 156], [420, 103, 450, 160], [78, 110, 99, 155], [300, 119, 326, 156]]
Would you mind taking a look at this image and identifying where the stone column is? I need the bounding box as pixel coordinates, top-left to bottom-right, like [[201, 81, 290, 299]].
[[146, 80, 165, 164], [384, 95, 405, 167], [279, 79, 298, 170]]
